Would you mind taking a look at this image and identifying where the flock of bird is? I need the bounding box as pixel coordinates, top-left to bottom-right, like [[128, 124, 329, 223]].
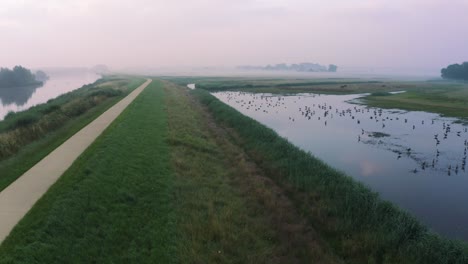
[[218, 91, 468, 176]]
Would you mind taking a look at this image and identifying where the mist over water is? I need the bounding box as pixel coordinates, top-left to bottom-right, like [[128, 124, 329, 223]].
[[214, 91, 468, 240]]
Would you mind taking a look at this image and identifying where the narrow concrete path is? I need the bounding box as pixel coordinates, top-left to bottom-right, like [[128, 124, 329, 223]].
[[0, 79, 152, 244]]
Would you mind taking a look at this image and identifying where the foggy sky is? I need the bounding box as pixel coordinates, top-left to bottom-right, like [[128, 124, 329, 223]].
[[1, 0, 467, 72]]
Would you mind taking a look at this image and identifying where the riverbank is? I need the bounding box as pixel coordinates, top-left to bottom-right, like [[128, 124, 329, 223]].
[[191, 88, 468, 263], [0, 76, 145, 192], [0, 69, 101, 120], [211, 89, 468, 239], [167, 76, 468, 120]]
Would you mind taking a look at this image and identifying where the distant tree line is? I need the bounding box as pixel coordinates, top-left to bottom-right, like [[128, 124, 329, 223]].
[[0, 66, 43, 88], [238, 63, 338, 73], [441, 62, 468, 81], [328, 64, 338, 72]]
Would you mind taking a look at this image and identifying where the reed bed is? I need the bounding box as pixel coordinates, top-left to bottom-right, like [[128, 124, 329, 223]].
[[192, 88, 468, 264]]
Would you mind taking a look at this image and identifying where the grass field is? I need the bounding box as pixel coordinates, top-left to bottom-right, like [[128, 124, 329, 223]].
[[363, 83, 468, 119], [2, 78, 468, 263], [0, 80, 340, 263], [0, 77, 145, 192], [164, 76, 393, 94]]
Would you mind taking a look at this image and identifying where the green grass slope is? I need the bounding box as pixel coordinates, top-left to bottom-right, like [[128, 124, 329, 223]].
[[0, 77, 145, 193], [0, 81, 176, 263]]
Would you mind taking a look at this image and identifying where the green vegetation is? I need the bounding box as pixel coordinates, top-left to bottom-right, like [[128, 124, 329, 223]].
[[0, 77, 137, 159], [191, 88, 468, 263], [163, 76, 408, 94], [195, 80, 382, 93], [441, 62, 468, 81], [363, 83, 468, 120], [0, 77, 145, 192], [0, 80, 341, 263], [3, 77, 468, 263], [0, 81, 175, 263], [164, 81, 340, 263], [370, 91, 392, 96], [0, 66, 42, 88], [167, 76, 468, 119]]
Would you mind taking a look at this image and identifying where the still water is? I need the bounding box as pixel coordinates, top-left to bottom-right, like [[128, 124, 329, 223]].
[[213, 91, 468, 241], [0, 69, 100, 120]]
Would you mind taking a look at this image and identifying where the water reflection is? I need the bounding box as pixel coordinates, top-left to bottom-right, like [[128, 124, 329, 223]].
[[0, 84, 42, 106], [0, 69, 100, 120], [213, 91, 468, 241]]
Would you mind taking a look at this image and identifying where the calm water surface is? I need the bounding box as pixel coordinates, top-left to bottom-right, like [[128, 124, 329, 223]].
[[0, 69, 100, 120], [213, 91, 468, 241]]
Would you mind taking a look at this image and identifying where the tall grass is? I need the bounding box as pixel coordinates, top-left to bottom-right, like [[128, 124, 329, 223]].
[[191, 88, 468, 264], [0, 81, 176, 263], [163, 81, 345, 263], [0, 77, 134, 160]]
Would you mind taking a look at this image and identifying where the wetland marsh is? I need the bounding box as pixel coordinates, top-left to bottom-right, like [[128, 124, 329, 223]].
[[214, 90, 468, 240]]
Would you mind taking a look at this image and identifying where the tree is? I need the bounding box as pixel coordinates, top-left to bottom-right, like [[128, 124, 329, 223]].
[[328, 64, 338, 72], [0, 66, 42, 88], [441, 62, 468, 80], [35, 70, 49, 82]]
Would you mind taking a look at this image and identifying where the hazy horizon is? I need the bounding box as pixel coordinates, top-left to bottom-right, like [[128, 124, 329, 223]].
[[1, 0, 467, 74]]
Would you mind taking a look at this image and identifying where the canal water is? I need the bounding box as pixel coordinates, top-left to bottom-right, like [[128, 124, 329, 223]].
[[0, 69, 100, 120], [213, 91, 468, 241]]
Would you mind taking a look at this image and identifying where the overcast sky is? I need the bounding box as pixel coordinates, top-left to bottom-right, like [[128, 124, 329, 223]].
[[1, 0, 467, 72]]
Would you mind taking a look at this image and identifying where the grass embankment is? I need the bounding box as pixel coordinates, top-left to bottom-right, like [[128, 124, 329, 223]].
[[0, 77, 145, 192], [363, 83, 468, 120], [191, 88, 468, 264], [0, 80, 175, 263], [0, 80, 340, 263], [164, 81, 340, 263]]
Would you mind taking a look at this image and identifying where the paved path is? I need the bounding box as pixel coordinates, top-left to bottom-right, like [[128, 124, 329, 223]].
[[0, 79, 152, 244]]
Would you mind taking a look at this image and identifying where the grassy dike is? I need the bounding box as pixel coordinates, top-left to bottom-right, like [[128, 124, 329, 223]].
[[0, 77, 145, 192], [0, 80, 340, 263], [163, 81, 340, 263], [191, 88, 468, 263], [0, 80, 176, 263]]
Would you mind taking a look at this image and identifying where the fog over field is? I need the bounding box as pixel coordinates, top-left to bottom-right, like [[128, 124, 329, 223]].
[[1, 0, 467, 76]]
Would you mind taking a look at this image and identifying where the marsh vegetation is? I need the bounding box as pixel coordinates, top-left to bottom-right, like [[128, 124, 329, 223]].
[[213, 90, 468, 240], [193, 87, 468, 263]]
